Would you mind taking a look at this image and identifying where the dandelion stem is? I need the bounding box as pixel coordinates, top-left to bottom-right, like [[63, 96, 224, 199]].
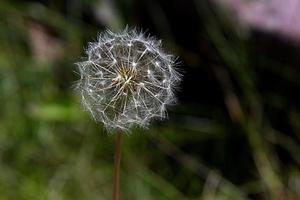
[[113, 131, 123, 200]]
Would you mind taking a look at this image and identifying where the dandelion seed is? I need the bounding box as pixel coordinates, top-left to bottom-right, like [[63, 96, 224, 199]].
[[76, 28, 181, 131]]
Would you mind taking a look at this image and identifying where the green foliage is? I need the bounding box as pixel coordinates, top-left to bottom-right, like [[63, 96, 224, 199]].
[[1, 0, 300, 199]]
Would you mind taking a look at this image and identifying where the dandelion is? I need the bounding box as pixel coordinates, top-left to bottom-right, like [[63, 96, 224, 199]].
[[75, 28, 181, 200], [76, 28, 181, 131]]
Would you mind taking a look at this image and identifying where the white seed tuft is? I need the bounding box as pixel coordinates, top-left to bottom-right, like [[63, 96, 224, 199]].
[[76, 28, 181, 131]]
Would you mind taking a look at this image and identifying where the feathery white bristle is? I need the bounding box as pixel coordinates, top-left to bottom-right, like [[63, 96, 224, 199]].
[[76, 28, 181, 131]]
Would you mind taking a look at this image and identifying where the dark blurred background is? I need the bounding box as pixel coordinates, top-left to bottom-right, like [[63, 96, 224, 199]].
[[1, 0, 300, 199]]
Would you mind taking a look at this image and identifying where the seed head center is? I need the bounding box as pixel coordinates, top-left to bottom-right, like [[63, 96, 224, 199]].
[[112, 63, 141, 94]]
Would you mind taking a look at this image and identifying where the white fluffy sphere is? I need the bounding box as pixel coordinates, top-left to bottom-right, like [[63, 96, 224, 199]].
[[76, 29, 181, 131]]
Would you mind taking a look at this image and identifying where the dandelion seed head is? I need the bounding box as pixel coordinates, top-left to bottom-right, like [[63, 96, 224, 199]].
[[76, 28, 181, 131]]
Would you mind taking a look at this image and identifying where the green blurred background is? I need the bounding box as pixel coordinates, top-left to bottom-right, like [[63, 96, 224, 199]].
[[1, 0, 300, 199]]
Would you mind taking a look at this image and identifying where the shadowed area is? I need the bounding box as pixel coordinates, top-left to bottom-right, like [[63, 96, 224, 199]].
[[0, 0, 300, 199]]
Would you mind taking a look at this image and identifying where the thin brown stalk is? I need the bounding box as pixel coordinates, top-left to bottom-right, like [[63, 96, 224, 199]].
[[113, 131, 123, 200]]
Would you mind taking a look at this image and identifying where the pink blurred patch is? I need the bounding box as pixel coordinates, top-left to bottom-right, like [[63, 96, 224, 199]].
[[216, 0, 300, 42], [27, 20, 63, 64]]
